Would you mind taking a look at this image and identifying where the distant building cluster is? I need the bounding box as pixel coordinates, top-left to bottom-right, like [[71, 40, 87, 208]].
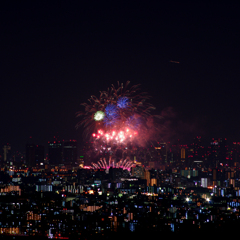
[[1, 136, 240, 172], [0, 136, 240, 238], [0, 139, 78, 171]]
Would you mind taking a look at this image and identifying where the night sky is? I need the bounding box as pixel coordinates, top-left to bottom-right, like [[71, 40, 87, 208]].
[[1, 1, 240, 153]]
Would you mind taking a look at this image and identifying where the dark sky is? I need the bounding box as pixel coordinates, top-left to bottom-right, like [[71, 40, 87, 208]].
[[1, 1, 240, 152]]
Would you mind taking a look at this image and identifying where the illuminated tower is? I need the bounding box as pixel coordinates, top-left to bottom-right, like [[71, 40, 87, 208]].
[[144, 169, 150, 186], [212, 168, 218, 187], [181, 148, 185, 162]]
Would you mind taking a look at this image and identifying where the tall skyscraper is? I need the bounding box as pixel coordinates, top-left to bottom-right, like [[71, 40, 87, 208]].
[[232, 142, 240, 166], [26, 144, 44, 167], [48, 141, 62, 165], [188, 136, 204, 168], [3, 143, 11, 163], [80, 141, 93, 166], [147, 142, 167, 167], [181, 147, 186, 162], [210, 138, 228, 167], [26, 144, 35, 167], [63, 140, 77, 166], [35, 145, 44, 166]]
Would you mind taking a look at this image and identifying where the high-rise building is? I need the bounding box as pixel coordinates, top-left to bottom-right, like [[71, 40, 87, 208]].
[[48, 141, 62, 165], [192, 136, 204, 160], [3, 143, 11, 162], [188, 137, 204, 169], [232, 142, 240, 166], [159, 143, 167, 163], [63, 140, 77, 166], [210, 138, 228, 167], [26, 144, 44, 167], [181, 148, 186, 161], [212, 168, 218, 187], [144, 169, 150, 186], [35, 145, 44, 166], [146, 142, 167, 167], [26, 144, 35, 167], [167, 143, 180, 166], [132, 165, 145, 178]]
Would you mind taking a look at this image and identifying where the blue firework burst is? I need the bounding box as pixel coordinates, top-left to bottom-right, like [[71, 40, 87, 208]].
[[105, 104, 118, 116], [104, 104, 119, 127], [117, 97, 129, 109]]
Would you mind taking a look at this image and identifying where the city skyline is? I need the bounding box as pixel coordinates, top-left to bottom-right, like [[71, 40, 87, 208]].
[[1, 2, 240, 152]]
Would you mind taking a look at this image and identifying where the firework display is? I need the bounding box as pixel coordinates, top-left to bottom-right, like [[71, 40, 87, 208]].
[[76, 81, 159, 168], [91, 157, 134, 171], [76, 81, 155, 136]]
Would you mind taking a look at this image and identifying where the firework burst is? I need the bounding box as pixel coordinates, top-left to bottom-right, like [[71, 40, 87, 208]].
[[76, 81, 161, 163], [76, 81, 155, 136]]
